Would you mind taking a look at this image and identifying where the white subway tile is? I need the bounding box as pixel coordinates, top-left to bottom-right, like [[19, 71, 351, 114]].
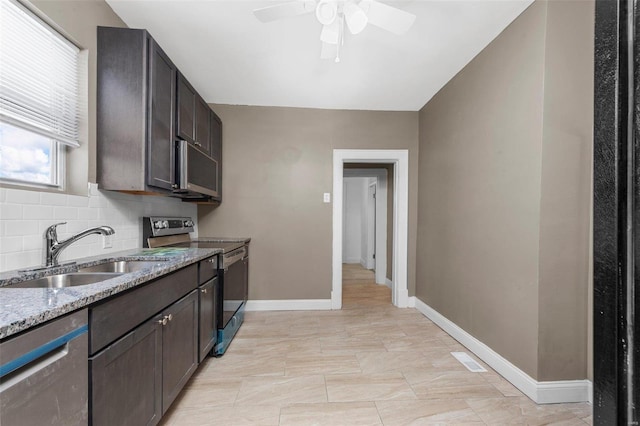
[[5, 189, 40, 205], [0, 203, 23, 220], [3, 250, 41, 271], [67, 194, 89, 207], [63, 221, 89, 233], [23, 235, 43, 251], [0, 188, 198, 271], [4, 220, 39, 237], [23, 205, 54, 220], [0, 236, 23, 253], [53, 206, 79, 220], [77, 208, 92, 220], [40, 192, 68, 206]]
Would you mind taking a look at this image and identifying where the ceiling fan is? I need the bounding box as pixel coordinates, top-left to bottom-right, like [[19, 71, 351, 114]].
[[253, 0, 416, 62]]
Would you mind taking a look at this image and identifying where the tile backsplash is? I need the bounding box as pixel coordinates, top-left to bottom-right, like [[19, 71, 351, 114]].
[[0, 183, 198, 272]]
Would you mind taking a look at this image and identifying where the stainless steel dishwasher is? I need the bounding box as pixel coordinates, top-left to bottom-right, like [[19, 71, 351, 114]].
[[0, 309, 89, 425]]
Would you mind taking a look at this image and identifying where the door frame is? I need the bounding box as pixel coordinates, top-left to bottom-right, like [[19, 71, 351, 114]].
[[332, 149, 409, 309], [366, 180, 377, 270], [593, 0, 639, 422]]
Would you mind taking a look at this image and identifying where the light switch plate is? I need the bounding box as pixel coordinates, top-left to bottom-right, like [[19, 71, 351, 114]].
[[323, 193, 331, 203]]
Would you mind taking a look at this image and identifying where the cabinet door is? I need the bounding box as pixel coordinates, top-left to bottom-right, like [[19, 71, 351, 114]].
[[177, 73, 195, 143], [162, 290, 198, 413], [147, 39, 176, 191], [210, 110, 223, 201], [90, 315, 163, 426], [195, 96, 211, 154], [199, 277, 218, 362]]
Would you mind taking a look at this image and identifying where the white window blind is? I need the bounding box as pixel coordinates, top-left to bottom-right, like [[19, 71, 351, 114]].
[[0, 0, 81, 148]]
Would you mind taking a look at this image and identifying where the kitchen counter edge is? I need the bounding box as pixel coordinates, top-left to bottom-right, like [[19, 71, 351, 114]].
[[0, 247, 223, 340]]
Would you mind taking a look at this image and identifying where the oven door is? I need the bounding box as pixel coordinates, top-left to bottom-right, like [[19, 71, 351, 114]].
[[220, 247, 247, 329], [175, 140, 219, 198]]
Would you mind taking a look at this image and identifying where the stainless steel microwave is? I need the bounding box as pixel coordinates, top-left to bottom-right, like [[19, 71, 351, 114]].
[[174, 140, 219, 198]]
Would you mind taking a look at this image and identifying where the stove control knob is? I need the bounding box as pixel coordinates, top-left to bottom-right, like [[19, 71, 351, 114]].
[[154, 221, 164, 229], [162, 220, 169, 229], [184, 220, 194, 228]]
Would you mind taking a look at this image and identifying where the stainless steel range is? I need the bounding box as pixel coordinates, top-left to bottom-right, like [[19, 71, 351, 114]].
[[142, 216, 249, 356]]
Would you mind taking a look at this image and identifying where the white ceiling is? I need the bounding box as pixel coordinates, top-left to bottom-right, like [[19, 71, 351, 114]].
[[106, 0, 533, 111]]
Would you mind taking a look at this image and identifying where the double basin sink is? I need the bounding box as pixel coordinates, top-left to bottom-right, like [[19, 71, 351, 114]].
[[8, 260, 164, 289]]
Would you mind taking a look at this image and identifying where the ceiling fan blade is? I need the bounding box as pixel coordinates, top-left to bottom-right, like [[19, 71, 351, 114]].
[[253, 1, 316, 23], [358, 0, 416, 35], [320, 20, 340, 44], [320, 42, 337, 59]]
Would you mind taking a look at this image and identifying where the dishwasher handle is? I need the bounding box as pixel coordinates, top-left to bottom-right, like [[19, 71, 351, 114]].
[[222, 247, 246, 271], [0, 325, 88, 381]]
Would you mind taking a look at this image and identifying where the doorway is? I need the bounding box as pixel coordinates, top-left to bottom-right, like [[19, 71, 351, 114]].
[[332, 149, 409, 310], [342, 167, 390, 285]]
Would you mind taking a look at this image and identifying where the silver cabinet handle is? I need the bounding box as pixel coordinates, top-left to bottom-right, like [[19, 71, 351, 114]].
[[158, 318, 167, 326], [207, 258, 216, 264], [194, 141, 202, 147], [201, 288, 207, 294], [165, 314, 173, 322]]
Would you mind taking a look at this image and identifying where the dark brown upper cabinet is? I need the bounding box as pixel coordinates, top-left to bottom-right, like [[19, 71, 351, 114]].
[[97, 27, 177, 194], [195, 96, 211, 155], [177, 73, 211, 155], [209, 110, 222, 201], [177, 74, 196, 144]]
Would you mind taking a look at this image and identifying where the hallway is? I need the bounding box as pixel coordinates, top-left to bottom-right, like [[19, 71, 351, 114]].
[[342, 263, 391, 308]]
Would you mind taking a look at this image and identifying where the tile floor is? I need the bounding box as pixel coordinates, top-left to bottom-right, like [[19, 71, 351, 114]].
[[161, 264, 592, 425]]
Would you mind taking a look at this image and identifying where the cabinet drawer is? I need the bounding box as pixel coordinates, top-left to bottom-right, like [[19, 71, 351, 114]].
[[199, 255, 218, 285], [89, 264, 197, 354]]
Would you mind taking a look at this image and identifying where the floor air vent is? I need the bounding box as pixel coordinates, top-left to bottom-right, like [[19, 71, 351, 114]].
[[451, 352, 487, 372]]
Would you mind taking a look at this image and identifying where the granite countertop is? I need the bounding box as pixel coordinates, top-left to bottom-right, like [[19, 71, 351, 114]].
[[188, 237, 251, 253], [0, 246, 225, 340]]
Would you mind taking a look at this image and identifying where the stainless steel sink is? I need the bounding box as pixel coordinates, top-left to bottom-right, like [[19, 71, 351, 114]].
[[78, 260, 165, 273], [8, 273, 123, 289]]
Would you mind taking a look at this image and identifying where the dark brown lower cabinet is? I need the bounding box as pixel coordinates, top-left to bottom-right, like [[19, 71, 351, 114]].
[[90, 315, 162, 426], [162, 289, 198, 413], [198, 277, 218, 362], [90, 290, 199, 425]]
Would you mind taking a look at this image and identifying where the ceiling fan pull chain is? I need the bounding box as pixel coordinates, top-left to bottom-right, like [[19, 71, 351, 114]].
[[336, 15, 343, 62]]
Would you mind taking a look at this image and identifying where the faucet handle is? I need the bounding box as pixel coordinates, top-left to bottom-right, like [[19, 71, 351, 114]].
[[46, 222, 67, 241]]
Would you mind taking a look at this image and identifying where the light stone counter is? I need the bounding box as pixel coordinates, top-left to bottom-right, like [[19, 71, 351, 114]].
[[0, 247, 223, 340]]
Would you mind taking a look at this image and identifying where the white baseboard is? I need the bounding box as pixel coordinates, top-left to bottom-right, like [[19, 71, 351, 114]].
[[245, 299, 333, 311], [413, 297, 591, 404], [384, 278, 393, 289], [407, 294, 416, 307], [344, 258, 360, 264]]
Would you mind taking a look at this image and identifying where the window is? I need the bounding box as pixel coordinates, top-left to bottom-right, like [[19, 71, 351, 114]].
[[0, 0, 80, 189]]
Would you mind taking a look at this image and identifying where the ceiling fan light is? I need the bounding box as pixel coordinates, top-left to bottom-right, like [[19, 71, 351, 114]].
[[316, 0, 337, 25], [320, 19, 340, 44], [344, 2, 368, 34]]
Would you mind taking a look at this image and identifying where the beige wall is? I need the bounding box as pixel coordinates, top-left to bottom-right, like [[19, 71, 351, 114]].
[[199, 106, 418, 300], [30, 0, 126, 191], [416, 0, 593, 381], [537, 0, 593, 381]]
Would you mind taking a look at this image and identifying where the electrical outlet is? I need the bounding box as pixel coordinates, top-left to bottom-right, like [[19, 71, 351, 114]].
[[323, 193, 331, 203], [102, 234, 113, 249]]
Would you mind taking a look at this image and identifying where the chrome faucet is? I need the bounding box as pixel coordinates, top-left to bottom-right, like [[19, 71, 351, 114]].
[[44, 222, 115, 267]]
